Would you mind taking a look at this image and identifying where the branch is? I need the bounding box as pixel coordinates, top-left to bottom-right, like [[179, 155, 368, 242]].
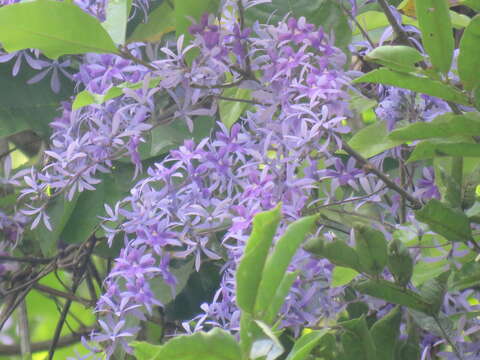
[[0, 328, 94, 356], [377, 0, 414, 47]]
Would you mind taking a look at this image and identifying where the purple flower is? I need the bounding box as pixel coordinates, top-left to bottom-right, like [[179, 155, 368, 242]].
[[415, 167, 440, 201]]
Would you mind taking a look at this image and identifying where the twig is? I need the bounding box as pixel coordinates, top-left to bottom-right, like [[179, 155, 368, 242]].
[[33, 284, 93, 307], [377, 0, 414, 46], [0, 327, 94, 356], [216, 95, 262, 105], [340, 139, 422, 210], [0, 255, 53, 265], [304, 186, 387, 215], [341, 3, 375, 48], [48, 237, 97, 360]]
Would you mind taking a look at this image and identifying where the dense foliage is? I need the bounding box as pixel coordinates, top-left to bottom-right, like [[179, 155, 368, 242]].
[[0, 0, 479, 359]]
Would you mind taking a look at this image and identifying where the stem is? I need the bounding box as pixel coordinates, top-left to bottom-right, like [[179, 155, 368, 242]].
[[19, 301, 31, 360], [433, 314, 464, 360]]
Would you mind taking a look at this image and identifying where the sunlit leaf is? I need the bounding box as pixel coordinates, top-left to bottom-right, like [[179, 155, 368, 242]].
[[0, 1, 119, 58]]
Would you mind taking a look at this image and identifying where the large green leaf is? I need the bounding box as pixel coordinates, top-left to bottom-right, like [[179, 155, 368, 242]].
[[415, 0, 454, 74], [331, 266, 360, 287], [353, 68, 470, 105], [254, 215, 316, 317], [0, 64, 73, 138], [370, 306, 402, 360], [236, 205, 281, 313], [365, 45, 423, 73], [415, 199, 473, 243], [128, 0, 176, 43], [102, 0, 133, 45], [245, 0, 352, 49], [390, 112, 480, 141], [0, 1, 119, 58], [285, 330, 329, 360], [340, 316, 377, 360], [418, 271, 450, 314], [458, 15, 480, 91], [354, 226, 388, 276], [347, 121, 402, 158], [132, 328, 241, 360], [408, 140, 480, 162], [353, 279, 434, 314], [304, 238, 362, 271]]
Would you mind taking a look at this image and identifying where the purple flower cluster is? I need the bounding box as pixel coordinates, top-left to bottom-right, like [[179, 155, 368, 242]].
[[85, 11, 385, 355]]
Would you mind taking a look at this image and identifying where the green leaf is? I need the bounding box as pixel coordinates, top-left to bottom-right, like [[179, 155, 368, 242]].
[[254, 215, 317, 316], [263, 271, 298, 325], [332, 266, 360, 287], [150, 258, 194, 305], [219, 88, 252, 129], [340, 316, 377, 360], [0, 1, 119, 58], [72, 77, 161, 110], [353, 10, 418, 36], [354, 226, 388, 276], [371, 306, 402, 360], [236, 205, 281, 313], [132, 328, 241, 360], [149, 115, 215, 157], [365, 45, 423, 73], [387, 239, 413, 287], [285, 330, 329, 360], [353, 68, 470, 105], [458, 15, 480, 91], [61, 163, 134, 245], [128, 0, 176, 43], [165, 262, 222, 321], [347, 121, 402, 158], [390, 112, 480, 141], [415, 0, 454, 73], [102, 0, 132, 45], [32, 195, 79, 256], [353, 279, 434, 314], [418, 271, 450, 314], [408, 140, 480, 162], [0, 63, 73, 138], [409, 310, 455, 339], [251, 321, 284, 360], [415, 199, 473, 243], [246, 0, 352, 49], [132, 341, 164, 360], [304, 238, 362, 271], [462, 0, 480, 12], [412, 258, 448, 287]]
